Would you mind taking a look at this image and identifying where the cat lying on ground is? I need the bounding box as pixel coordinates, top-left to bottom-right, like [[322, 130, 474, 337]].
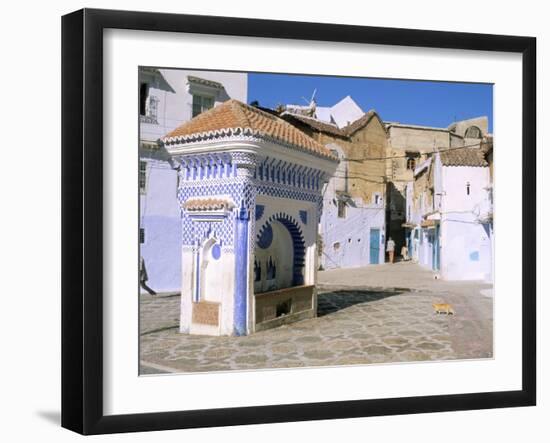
[[432, 303, 454, 315]]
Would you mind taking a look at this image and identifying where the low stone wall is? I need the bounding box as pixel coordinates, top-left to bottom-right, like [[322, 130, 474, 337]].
[[254, 285, 315, 332]]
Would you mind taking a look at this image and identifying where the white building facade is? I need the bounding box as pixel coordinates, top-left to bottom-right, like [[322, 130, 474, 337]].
[[406, 146, 493, 281], [319, 143, 385, 269], [139, 68, 247, 293]]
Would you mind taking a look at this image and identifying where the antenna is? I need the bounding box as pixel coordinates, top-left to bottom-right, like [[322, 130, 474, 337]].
[[302, 89, 318, 106]]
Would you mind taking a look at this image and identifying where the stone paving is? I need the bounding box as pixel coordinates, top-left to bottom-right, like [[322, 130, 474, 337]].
[[140, 263, 493, 374]]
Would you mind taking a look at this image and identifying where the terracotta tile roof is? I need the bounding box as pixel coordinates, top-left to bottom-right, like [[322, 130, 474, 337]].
[[281, 113, 346, 137], [162, 100, 337, 161], [440, 147, 488, 167], [282, 110, 381, 138], [183, 198, 234, 211]]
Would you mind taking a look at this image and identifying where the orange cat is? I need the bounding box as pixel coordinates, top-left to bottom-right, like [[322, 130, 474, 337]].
[[432, 303, 454, 315]]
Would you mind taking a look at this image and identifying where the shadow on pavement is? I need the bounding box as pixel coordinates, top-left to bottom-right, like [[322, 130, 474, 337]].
[[317, 289, 403, 317]]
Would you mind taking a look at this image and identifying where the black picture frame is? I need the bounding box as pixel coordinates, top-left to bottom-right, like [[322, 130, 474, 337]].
[[61, 8, 536, 435]]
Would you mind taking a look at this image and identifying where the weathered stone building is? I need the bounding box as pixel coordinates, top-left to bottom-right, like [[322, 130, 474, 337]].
[[282, 108, 387, 268]]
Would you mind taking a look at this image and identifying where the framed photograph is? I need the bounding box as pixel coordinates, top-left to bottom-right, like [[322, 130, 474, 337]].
[[61, 8, 536, 435]]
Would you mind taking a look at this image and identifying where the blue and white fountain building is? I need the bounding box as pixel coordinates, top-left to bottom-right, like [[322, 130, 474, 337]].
[[161, 100, 338, 336]]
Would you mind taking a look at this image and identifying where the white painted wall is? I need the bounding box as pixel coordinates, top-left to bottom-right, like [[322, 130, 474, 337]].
[[439, 164, 492, 280], [320, 195, 385, 269], [254, 221, 294, 292], [181, 242, 236, 336], [328, 96, 365, 128], [139, 155, 181, 293], [140, 69, 248, 143], [314, 96, 365, 128]]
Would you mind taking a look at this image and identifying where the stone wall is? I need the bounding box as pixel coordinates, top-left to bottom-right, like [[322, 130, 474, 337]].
[[254, 285, 316, 331]]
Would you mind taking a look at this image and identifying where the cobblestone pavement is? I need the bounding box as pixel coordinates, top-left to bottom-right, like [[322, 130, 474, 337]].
[[140, 263, 493, 374]]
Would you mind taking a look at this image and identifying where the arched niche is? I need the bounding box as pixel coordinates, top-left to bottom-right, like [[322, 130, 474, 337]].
[[199, 236, 224, 303], [255, 214, 306, 293]]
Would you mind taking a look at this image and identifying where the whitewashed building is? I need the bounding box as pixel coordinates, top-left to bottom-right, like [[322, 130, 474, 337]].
[[139, 68, 247, 293], [386, 116, 489, 256], [284, 95, 365, 128], [405, 145, 493, 281]]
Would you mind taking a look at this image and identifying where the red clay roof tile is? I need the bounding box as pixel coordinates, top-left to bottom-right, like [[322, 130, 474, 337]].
[[162, 100, 337, 161], [183, 198, 234, 211]]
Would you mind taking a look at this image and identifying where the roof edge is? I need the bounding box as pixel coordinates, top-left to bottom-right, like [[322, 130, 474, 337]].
[[161, 126, 339, 162]]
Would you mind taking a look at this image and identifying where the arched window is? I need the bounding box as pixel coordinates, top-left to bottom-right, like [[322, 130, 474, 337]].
[[465, 126, 482, 139], [406, 157, 416, 170]]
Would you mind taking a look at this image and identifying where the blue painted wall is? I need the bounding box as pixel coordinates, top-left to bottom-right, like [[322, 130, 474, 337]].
[[139, 157, 181, 293]]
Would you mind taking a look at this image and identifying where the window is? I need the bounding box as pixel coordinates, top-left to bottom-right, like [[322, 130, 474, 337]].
[[192, 94, 214, 117], [139, 82, 159, 123], [139, 228, 145, 244], [139, 161, 147, 193], [406, 157, 416, 170], [466, 181, 471, 196], [337, 200, 347, 218], [373, 193, 382, 205], [139, 83, 148, 116]]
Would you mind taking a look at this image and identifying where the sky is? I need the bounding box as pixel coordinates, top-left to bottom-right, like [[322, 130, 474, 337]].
[[248, 73, 493, 132]]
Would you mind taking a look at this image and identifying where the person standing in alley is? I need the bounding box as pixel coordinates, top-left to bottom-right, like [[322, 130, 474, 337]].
[[386, 237, 396, 263], [401, 244, 409, 261]]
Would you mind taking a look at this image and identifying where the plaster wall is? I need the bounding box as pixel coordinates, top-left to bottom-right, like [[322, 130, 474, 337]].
[[315, 118, 387, 268], [254, 221, 294, 292], [254, 194, 316, 274], [181, 242, 236, 336], [439, 165, 492, 280], [253, 194, 319, 328], [320, 193, 385, 269], [388, 125, 451, 152], [140, 69, 248, 143], [139, 70, 248, 293], [139, 157, 181, 293], [328, 96, 365, 128]]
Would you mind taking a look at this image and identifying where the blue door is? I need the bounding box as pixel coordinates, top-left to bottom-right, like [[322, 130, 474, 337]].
[[369, 229, 380, 264], [433, 224, 440, 271]]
